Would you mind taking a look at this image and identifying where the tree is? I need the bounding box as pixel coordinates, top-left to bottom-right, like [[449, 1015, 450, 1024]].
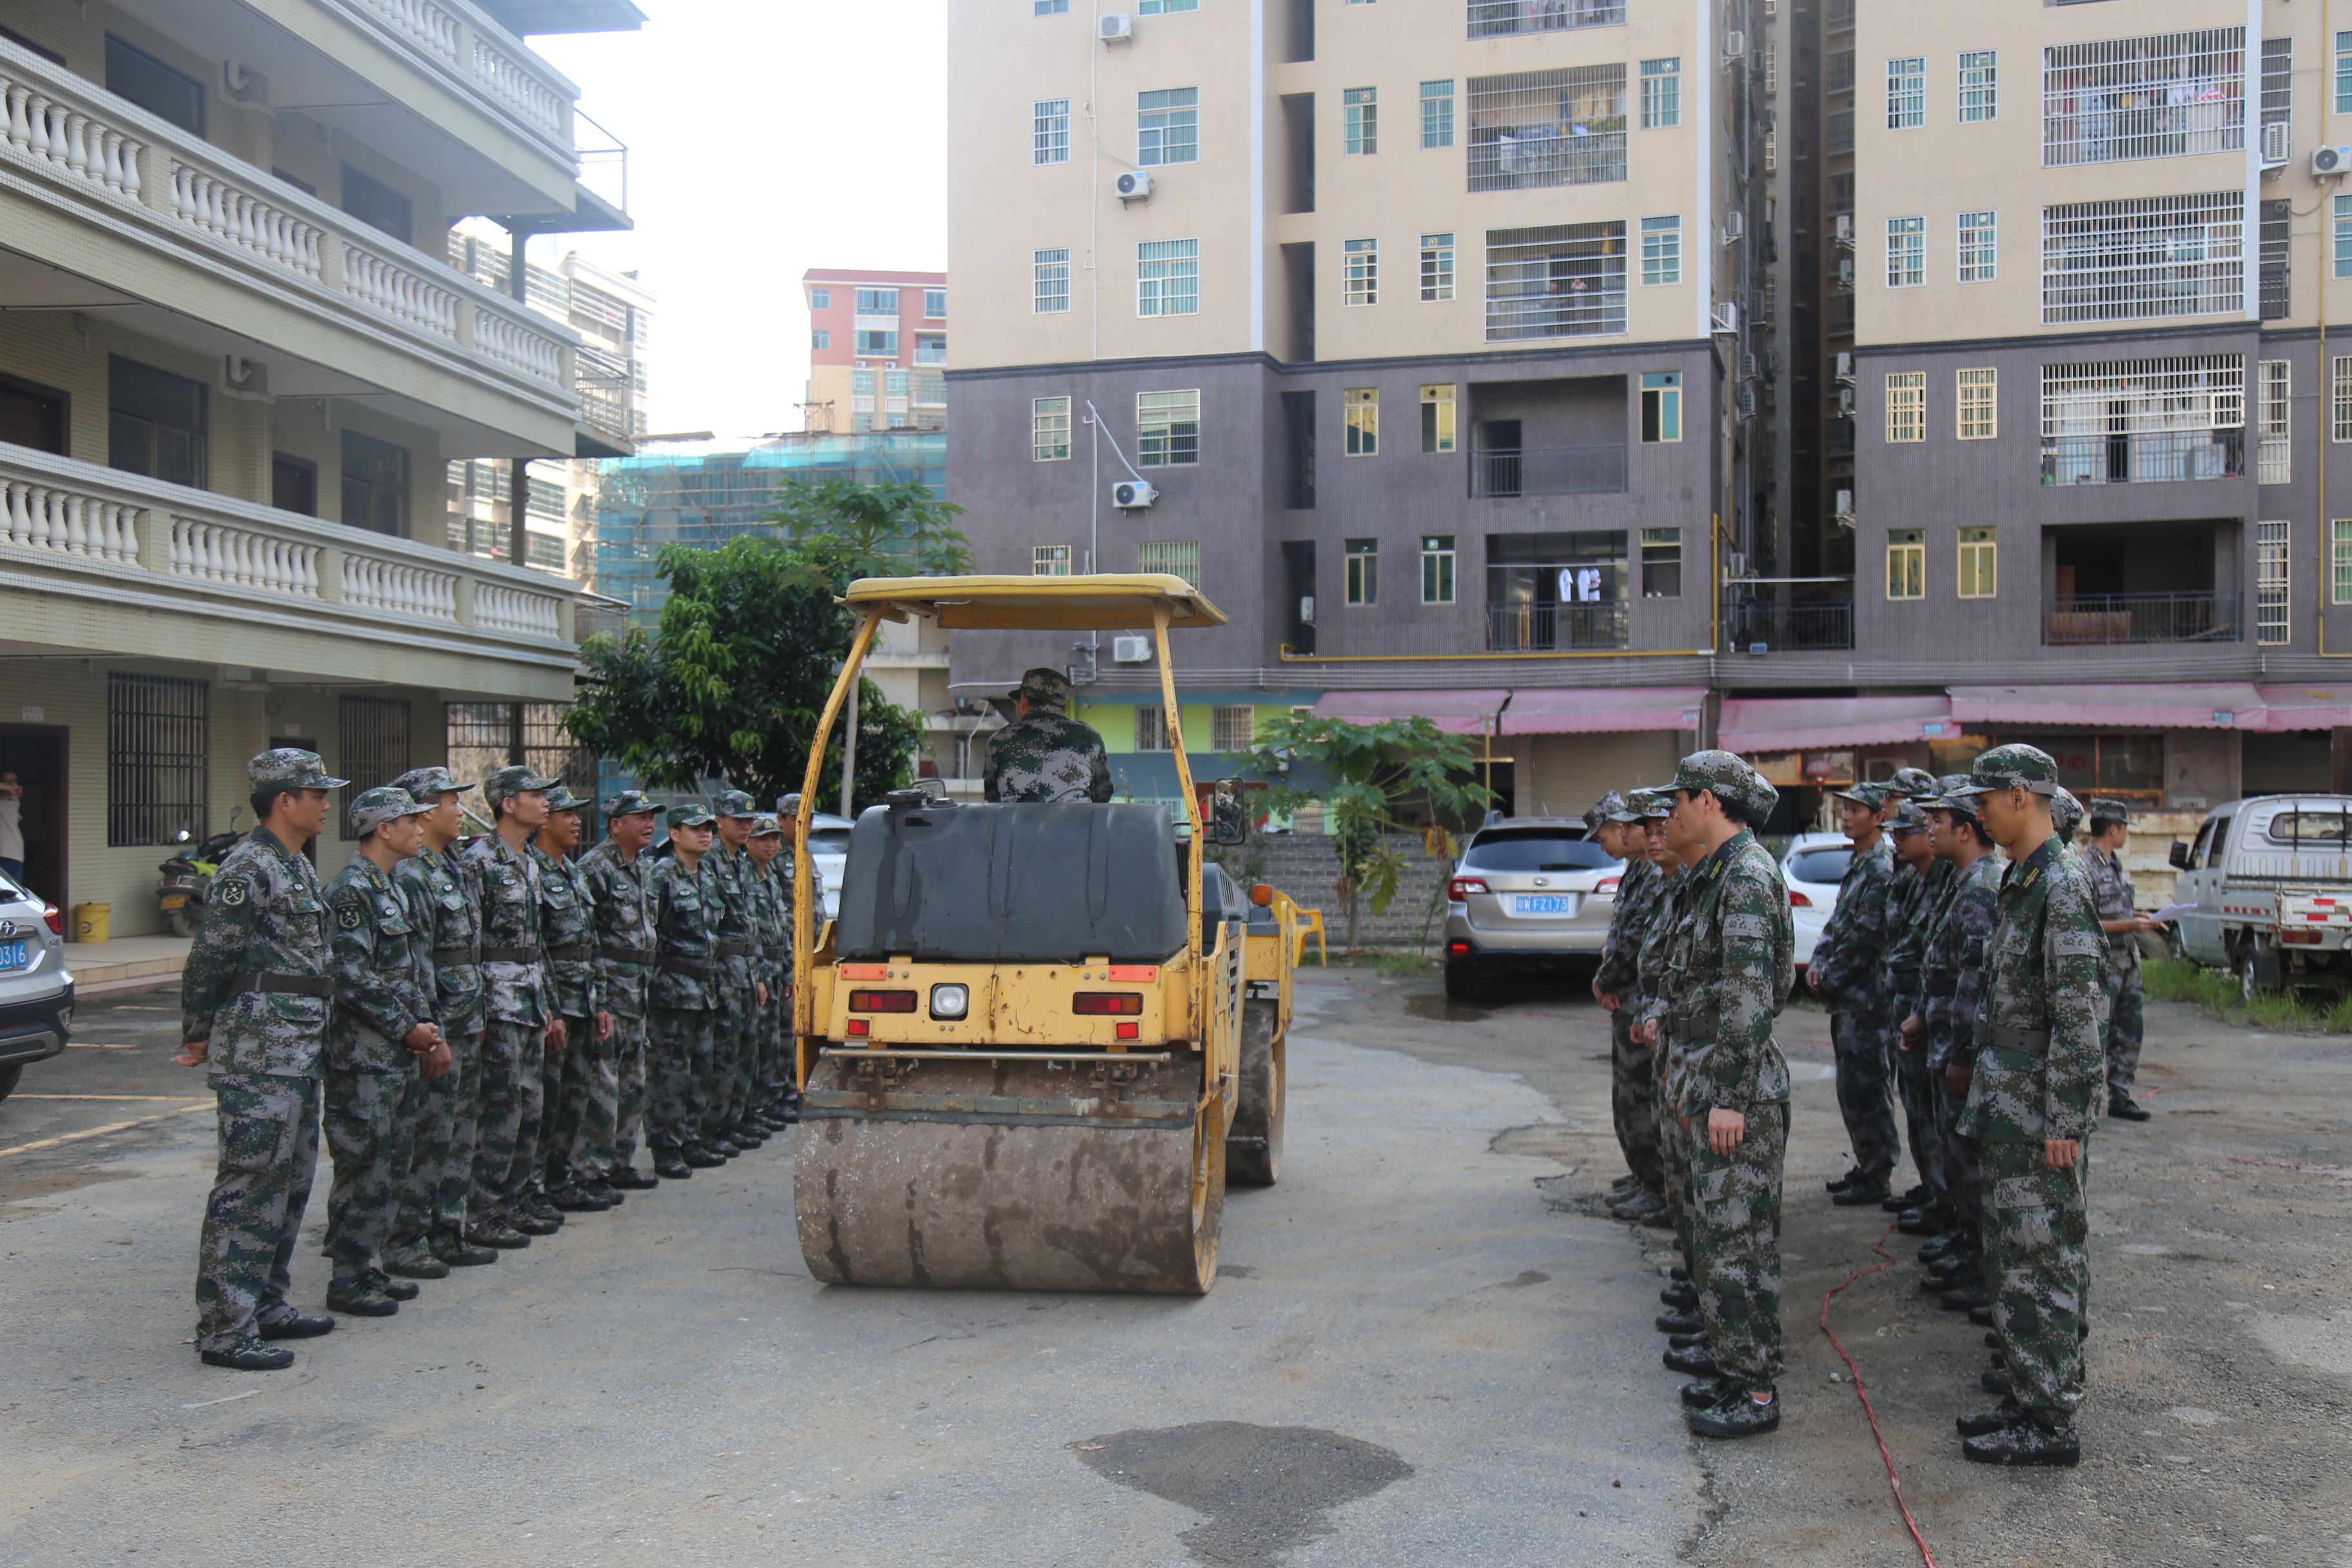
[[1246, 714, 1494, 954], [763, 476, 973, 586]]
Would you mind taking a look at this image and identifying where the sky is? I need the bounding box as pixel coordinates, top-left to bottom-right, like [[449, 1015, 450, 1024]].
[[528, 0, 948, 438]]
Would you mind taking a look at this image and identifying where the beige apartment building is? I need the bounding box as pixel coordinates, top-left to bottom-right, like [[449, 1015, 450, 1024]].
[[0, 0, 638, 935]]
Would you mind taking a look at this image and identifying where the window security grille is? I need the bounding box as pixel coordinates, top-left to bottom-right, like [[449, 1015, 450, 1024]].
[[107, 672, 207, 848], [2040, 192, 2244, 324], [1465, 0, 1622, 39], [1211, 707, 1256, 754], [1344, 239, 1379, 306], [1137, 390, 1200, 466], [1034, 99, 1072, 164], [1957, 368, 1997, 440], [1137, 540, 1201, 587], [2262, 38, 2293, 144], [1035, 248, 1072, 313], [2042, 30, 2245, 166], [1034, 397, 1072, 462], [1466, 66, 1627, 193], [2040, 355, 2246, 485], [1885, 372, 1926, 443], [2258, 520, 2290, 645], [1421, 233, 1457, 300], [444, 703, 593, 818], [2259, 360, 2291, 485], [2260, 200, 2290, 321], [1484, 222, 1628, 341], [1034, 545, 1072, 575], [334, 698, 409, 840], [1137, 239, 1200, 316], [1134, 706, 1170, 752]]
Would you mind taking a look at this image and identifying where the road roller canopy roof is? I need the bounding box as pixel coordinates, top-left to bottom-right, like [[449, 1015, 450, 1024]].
[[840, 574, 1226, 632]]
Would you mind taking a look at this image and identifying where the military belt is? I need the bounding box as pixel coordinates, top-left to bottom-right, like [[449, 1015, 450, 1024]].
[[545, 942, 593, 962], [1980, 1022, 2052, 1055], [599, 941, 656, 965], [658, 954, 714, 978], [480, 943, 543, 964], [715, 940, 755, 958], [433, 946, 480, 967], [228, 970, 334, 998]]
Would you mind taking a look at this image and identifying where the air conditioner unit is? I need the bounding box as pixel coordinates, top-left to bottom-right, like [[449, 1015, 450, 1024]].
[[1721, 211, 1745, 245], [2262, 120, 2292, 168], [1834, 350, 1854, 384], [1725, 551, 1749, 581], [1710, 302, 1740, 335], [1111, 478, 1158, 509], [1112, 634, 1152, 663], [1099, 12, 1134, 42], [1836, 256, 1856, 289], [2314, 144, 2352, 177], [1833, 487, 1855, 525], [1115, 169, 1154, 202], [1832, 213, 1855, 249], [1836, 387, 1855, 417], [1721, 29, 1747, 62], [1736, 384, 1758, 420]]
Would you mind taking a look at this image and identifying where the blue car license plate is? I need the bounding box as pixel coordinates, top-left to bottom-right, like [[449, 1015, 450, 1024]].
[[0, 940, 26, 972], [1513, 895, 1574, 917]]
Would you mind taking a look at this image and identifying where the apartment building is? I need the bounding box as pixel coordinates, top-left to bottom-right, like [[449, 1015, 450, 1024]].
[[946, 0, 1766, 814], [803, 268, 950, 434], [0, 0, 638, 932]]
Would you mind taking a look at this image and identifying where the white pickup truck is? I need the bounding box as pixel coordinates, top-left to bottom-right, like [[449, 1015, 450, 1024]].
[[2169, 794, 2352, 997]]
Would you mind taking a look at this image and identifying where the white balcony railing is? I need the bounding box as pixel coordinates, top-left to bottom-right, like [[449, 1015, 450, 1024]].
[[337, 0, 573, 146], [0, 442, 577, 650], [0, 39, 573, 407]]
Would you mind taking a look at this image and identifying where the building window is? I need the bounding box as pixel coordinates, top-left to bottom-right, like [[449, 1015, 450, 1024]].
[[2259, 360, 2291, 485], [1344, 86, 1378, 155], [1211, 706, 1256, 753], [1035, 99, 1072, 164], [1139, 0, 1198, 11], [107, 672, 209, 848], [525, 531, 565, 571], [342, 429, 409, 537], [1421, 80, 1455, 148], [2042, 193, 2244, 324], [1640, 526, 1682, 598], [1420, 233, 1456, 300], [2258, 519, 2291, 644], [1640, 373, 1682, 443], [2262, 198, 2291, 320], [104, 34, 204, 136], [1034, 248, 1072, 313], [1421, 534, 1457, 603], [811, 329, 830, 350], [855, 330, 899, 357], [2337, 357, 2352, 443], [1137, 390, 1200, 466], [2340, 28, 2352, 113], [809, 288, 830, 310], [1887, 57, 1925, 129], [1957, 50, 1997, 122], [856, 287, 899, 316], [1034, 544, 1072, 575], [1957, 527, 1997, 599], [337, 696, 411, 838], [925, 289, 946, 319], [1138, 239, 1200, 316], [107, 357, 207, 488], [1469, 66, 1627, 191], [1037, 0, 1068, 13], [2045, 29, 2248, 164], [526, 475, 564, 519], [1957, 211, 1996, 283], [1467, 0, 1624, 36], [1485, 221, 1628, 340], [2333, 520, 2352, 604], [1345, 538, 1379, 605], [1139, 87, 1200, 165], [1137, 538, 1201, 587], [1885, 372, 1926, 442], [1640, 58, 1680, 129], [1957, 368, 1997, 440], [913, 372, 946, 407], [1420, 384, 1457, 453], [852, 369, 876, 397], [1343, 239, 1379, 306], [2043, 355, 2245, 482], [1765, 43, 1777, 97], [914, 334, 947, 366], [1344, 387, 1379, 455], [1640, 215, 1681, 286], [1887, 529, 1926, 600], [1135, 705, 1171, 752], [885, 369, 909, 399], [1886, 217, 1925, 288], [1033, 396, 1072, 462]]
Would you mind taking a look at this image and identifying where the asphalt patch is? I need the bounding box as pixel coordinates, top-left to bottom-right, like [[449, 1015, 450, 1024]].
[[1069, 1420, 1412, 1565]]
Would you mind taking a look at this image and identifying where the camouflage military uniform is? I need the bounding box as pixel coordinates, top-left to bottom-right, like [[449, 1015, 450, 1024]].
[[1954, 747, 2109, 1447], [707, 801, 764, 1141], [1881, 819, 1948, 1205], [1921, 848, 2001, 1250], [1593, 792, 1666, 1196], [985, 667, 1112, 804], [648, 814, 720, 1155], [389, 835, 484, 1253], [319, 798, 436, 1288], [534, 826, 605, 1199], [1639, 861, 1697, 1264], [460, 792, 558, 1231], [579, 814, 656, 1178], [1810, 815, 1902, 1184], [182, 750, 345, 1357], [1661, 754, 1796, 1399], [748, 821, 792, 1117], [2084, 841, 2144, 1101]]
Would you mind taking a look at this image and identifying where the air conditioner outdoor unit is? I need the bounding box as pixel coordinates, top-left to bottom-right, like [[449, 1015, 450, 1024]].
[[1832, 213, 1855, 248], [1112, 478, 1158, 509], [1836, 387, 1855, 417], [1836, 257, 1856, 288], [1834, 350, 1854, 384], [1721, 29, 1747, 61], [1112, 634, 1152, 663], [2314, 144, 2352, 177], [1099, 13, 1134, 42], [1736, 384, 1758, 420], [1833, 487, 1855, 525], [1725, 551, 1749, 581], [2262, 120, 2292, 168], [1115, 169, 1154, 201], [1721, 211, 1745, 245], [1710, 302, 1739, 335]]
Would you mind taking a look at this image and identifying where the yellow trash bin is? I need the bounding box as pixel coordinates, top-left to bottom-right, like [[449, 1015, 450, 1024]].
[[73, 903, 111, 943]]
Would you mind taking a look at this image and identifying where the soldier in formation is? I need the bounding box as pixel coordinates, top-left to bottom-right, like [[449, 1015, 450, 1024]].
[[1590, 791, 1666, 1226], [181, 753, 802, 1372], [2084, 799, 2157, 1123], [1807, 781, 1903, 1209]]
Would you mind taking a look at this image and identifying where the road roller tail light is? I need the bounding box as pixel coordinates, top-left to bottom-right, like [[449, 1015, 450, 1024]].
[[1072, 992, 1144, 1015], [1449, 876, 1488, 900], [850, 989, 919, 1012]]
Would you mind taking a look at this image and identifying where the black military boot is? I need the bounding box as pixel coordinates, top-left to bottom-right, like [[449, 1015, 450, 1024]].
[[682, 1143, 727, 1168], [256, 1310, 335, 1340], [199, 1338, 295, 1372], [581, 1179, 623, 1207], [1832, 1173, 1893, 1207], [1939, 1287, 1992, 1313], [1896, 1208, 1939, 1237], [364, 1267, 420, 1302], [380, 1243, 450, 1280], [1663, 1342, 1719, 1377], [1963, 1416, 2078, 1467], [1660, 1284, 1700, 1311], [1609, 1174, 1640, 1199], [1825, 1165, 1863, 1194], [1615, 1191, 1669, 1224], [1667, 1329, 1710, 1350], [2107, 1094, 2151, 1122], [1967, 1304, 1995, 1328], [1981, 1369, 2012, 1396], [326, 1275, 399, 1317], [1688, 1388, 1779, 1439], [1668, 1265, 1689, 1284], [509, 1209, 561, 1237], [609, 1162, 660, 1190], [524, 1192, 567, 1226], [1956, 1398, 2024, 1438], [655, 1151, 694, 1179], [466, 1221, 531, 1250], [1680, 1375, 1734, 1409], [431, 1229, 498, 1267], [1656, 1308, 1703, 1335], [548, 1185, 612, 1212], [1883, 1183, 1927, 1213]]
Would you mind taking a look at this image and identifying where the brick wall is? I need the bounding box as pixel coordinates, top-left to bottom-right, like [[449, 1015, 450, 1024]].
[[1210, 830, 1458, 951]]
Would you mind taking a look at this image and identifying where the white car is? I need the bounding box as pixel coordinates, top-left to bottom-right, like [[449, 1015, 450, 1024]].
[[806, 812, 852, 923], [1780, 830, 1853, 969]]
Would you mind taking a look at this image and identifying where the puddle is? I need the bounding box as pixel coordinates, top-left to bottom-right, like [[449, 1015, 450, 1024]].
[[1402, 994, 1491, 1024], [1070, 1421, 1413, 1566]]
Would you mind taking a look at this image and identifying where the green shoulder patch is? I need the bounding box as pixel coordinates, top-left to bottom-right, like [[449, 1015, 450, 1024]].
[[217, 877, 251, 908], [338, 903, 362, 930]]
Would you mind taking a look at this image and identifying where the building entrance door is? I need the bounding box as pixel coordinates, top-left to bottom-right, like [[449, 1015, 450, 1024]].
[[0, 725, 68, 908]]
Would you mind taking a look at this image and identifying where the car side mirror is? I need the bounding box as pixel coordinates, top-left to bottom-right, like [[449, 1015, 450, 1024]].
[[2167, 841, 2191, 870], [1210, 779, 1250, 847]]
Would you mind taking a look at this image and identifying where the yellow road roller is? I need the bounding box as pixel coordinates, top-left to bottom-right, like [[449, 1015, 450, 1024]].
[[789, 574, 1311, 1295]]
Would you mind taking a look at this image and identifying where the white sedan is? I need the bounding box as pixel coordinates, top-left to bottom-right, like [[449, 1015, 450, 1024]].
[[805, 811, 853, 922], [1780, 830, 1852, 969]]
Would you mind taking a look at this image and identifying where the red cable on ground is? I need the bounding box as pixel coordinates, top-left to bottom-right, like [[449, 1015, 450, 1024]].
[[1819, 1220, 1941, 1568]]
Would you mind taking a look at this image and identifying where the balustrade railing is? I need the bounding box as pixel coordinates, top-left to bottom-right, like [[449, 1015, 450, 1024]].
[[343, 0, 567, 139], [170, 517, 322, 598], [170, 160, 323, 280], [343, 554, 459, 620], [1485, 600, 1630, 651], [1, 477, 141, 564], [1724, 598, 1856, 652], [1, 75, 143, 202]]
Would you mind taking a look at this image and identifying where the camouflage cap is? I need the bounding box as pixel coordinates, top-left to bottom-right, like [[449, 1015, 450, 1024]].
[[604, 788, 660, 818], [714, 789, 760, 819], [1828, 781, 1888, 810], [665, 804, 716, 830], [1608, 790, 1653, 824], [1015, 667, 1072, 710], [543, 783, 586, 812], [1584, 790, 1628, 833], [391, 765, 473, 800], [1946, 742, 2062, 799], [2089, 797, 2133, 824], [1670, 749, 1779, 820], [1924, 772, 1982, 821], [777, 792, 803, 817], [749, 813, 783, 838], [483, 763, 558, 806], [1634, 788, 1675, 821], [348, 785, 431, 837], [1885, 799, 1928, 834], [1886, 767, 1940, 799], [2052, 787, 2084, 840], [248, 747, 347, 793]]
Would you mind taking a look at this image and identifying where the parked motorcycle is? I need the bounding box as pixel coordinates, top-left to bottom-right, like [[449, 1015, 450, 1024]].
[[157, 810, 244, 938]]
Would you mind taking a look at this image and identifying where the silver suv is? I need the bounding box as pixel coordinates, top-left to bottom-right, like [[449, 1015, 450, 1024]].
[[1443, 818, 1624, 1000], [0, 867, 73, 1102]]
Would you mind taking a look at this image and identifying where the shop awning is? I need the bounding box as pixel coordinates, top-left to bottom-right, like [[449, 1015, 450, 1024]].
[[1311, 688, 1507, 736], [2253, 685, 2352, 731], [1717, 694, 1954, 754], [1498, 686, 1707, 736], [1948, 683, 2266, 731]]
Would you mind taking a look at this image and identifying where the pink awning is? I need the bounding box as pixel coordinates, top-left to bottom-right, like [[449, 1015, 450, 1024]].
[[1498, 686, 1707, 736], [1718, 694, 1954, 754], [1948, 683, 2266, 731], [1311, 688, 1507, 736], [2254, 686, 2352, 731]]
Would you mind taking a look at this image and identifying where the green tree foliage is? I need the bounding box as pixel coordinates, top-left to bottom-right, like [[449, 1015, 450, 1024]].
[[1246, 714, 1493, 952]]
